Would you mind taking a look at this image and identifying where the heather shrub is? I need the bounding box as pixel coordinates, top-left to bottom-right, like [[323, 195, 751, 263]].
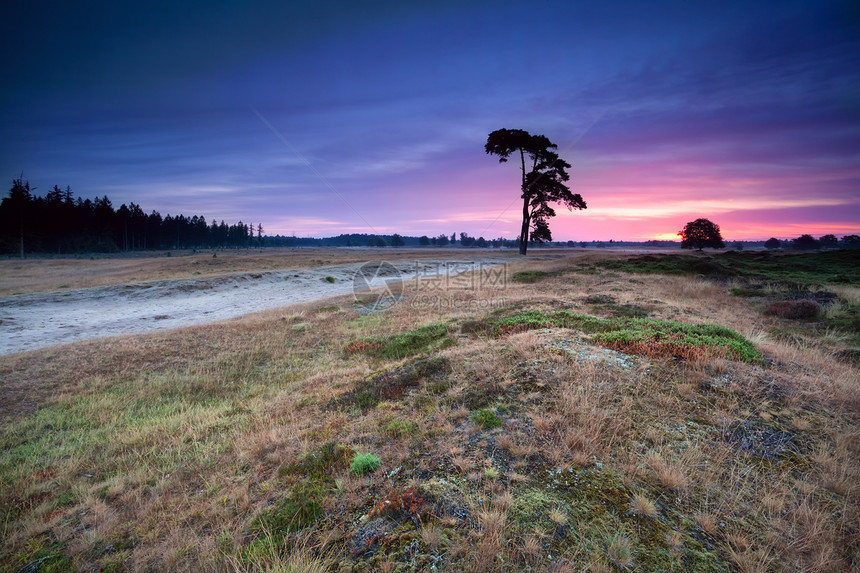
[[765, 299, 820, 319]]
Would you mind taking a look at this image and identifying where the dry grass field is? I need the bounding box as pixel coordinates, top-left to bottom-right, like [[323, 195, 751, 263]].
[[1, 249, 857, 572]]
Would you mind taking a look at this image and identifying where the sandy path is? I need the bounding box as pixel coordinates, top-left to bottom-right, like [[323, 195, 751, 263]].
[[0, 258, 509, 356]]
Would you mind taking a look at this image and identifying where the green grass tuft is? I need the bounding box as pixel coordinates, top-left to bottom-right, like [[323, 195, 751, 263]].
[[470, 408, 502, 429], [349, 453, 381, 475]]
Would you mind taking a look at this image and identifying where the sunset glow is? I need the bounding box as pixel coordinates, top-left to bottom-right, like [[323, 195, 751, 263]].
[[2, 1, 858, 242]]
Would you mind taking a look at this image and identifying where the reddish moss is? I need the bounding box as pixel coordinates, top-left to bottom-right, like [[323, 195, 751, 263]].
[[368, 487, 427, 521], [597, 341, 715, 361]]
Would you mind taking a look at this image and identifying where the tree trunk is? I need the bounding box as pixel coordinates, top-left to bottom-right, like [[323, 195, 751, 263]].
[[519, 149, 529, 255], [19, 221, 24, 259], [519, 195, 530, 255]]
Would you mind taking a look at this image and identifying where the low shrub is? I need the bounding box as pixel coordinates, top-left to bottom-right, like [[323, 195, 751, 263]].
[[344, 323, 453, 359], [482, 310, 762, 362], [279, 441, 353, 479], [335, 356, 450, 411], [730, 287, 764, 297], [594, 251, 860, 286], [380, 417, 418, 438], [765, 299, 820, 319], [512, 270, 553, 284], [249, 482, 324, 537], [368, 487, 426, 520]]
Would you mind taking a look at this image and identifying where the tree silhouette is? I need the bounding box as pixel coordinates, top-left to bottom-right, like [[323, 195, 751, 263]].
[[792, 234, 819, 250], [819, 234, 838, 249], [841, 235, 860, 249], [678, 218, 725, 250], [2, 178, 33, 258], [485, 128, 586, 255], [0, 179, 263, 253], [764, 237, 781, 250]]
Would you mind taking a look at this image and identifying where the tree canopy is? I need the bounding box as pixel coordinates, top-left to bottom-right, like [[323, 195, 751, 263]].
[[792, 234, 820, 250], [485, 128, 586, 255], [819, 234, 838, 249], [678, 218, 725, 250]]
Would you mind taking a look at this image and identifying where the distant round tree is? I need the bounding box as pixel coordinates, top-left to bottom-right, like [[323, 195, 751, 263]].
[[390, 233, 405, 247], [678, 218, 725, 250], [764, 237, 781, 250], [418, 235, 430, 246], [819, 234, 838, 249], [792, 234, 819, 250], [841, 235, 860, 249]]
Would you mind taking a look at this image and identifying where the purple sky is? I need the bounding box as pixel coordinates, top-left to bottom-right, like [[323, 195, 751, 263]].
[[2, 0, 859, 241]]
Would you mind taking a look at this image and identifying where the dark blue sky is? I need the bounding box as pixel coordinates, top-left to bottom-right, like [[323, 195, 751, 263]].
[[3, 0, 858, 240]]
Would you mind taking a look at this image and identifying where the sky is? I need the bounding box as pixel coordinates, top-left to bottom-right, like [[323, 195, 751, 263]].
[[2, 0, 859, 241]]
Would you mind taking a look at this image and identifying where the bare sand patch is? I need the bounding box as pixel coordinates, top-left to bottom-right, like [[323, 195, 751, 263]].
[[0, 255, 516, 355]]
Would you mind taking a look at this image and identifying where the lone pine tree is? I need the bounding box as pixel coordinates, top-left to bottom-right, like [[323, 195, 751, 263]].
[[485, 128, 586, 255]]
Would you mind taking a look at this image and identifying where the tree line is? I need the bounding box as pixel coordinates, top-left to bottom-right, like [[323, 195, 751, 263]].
[[764, 234, 859, 250], [0, 179, 528, 255], [263, 232, 520, 249], [0, 179, 261, 256], [678, 218, 860, 251], [7, 178, 854, 257]]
